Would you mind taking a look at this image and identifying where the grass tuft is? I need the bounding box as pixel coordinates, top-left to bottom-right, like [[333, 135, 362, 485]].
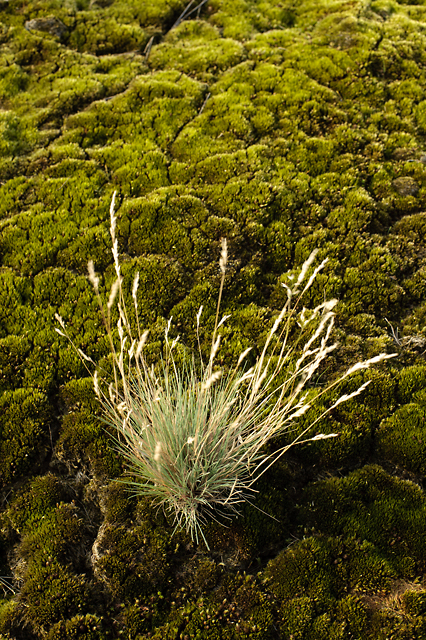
[[56, 193, 397, 548]]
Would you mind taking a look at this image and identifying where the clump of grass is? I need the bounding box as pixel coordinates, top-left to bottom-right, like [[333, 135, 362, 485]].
[[56, 193, 397, 548]]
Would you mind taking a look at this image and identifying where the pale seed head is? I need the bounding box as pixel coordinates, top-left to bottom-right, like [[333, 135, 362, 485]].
[[88, 261, 100, 292], [219, 238, 227, 274]]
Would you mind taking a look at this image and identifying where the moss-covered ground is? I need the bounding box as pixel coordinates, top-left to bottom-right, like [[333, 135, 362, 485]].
[[1, 0, 426, 637]]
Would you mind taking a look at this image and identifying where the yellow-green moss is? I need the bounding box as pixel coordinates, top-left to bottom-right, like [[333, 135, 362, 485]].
[[299, 465, 426, 573], [4, 474, 68, 533], [20, 561, 91, 630], [0, 388, 52, 487], [46, 613, 109, 640], [2, 0, 426, 635], [93, 522, 171, 600]]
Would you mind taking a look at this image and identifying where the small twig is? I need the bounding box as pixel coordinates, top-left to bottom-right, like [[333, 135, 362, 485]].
[[189, 0, 210, 20], [169, 0, 210, 31], [49, 424, 54, 452], [198, 92, 211, 115], [170, 0, 196, 31], [144, 35, 155, 60]]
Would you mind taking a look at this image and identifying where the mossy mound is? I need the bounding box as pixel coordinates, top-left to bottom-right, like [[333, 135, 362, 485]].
[[2, 0, 426, 636]]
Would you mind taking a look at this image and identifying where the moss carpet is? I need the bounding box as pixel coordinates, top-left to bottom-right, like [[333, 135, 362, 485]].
[[1, 0, 426, 637]]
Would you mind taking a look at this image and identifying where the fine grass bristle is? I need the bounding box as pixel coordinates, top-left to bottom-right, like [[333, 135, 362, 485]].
[[56, 193, 398, 549]]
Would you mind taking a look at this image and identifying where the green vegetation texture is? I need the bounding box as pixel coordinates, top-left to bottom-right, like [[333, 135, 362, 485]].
[[1, 0, 426, 637]]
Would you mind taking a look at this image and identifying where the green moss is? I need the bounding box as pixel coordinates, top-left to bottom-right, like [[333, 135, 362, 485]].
[[123, 189, 194, 265], [245, 28, 299, 64], [47, 614, 109, 640], [120, 600, 163, 638], [369, 608, 426, 640], [55, 406, 121, 478], [162, 573, 275, 640], [2, 481, 100, 632], [19, 503, 90, 565], [184, 558, 222, 597], [221, 578, 275, 640], [5, 473, 69, 534], [281, 368, 397, 469], [107, 252, 188, 325], [0, 61, 29, 99], [376, 402, 426, 473], [265, 536, 396, 638], [149, 21, 246, 81], [0, 600, 21, 639], [338, 245, 404, 318], [334, 595, 369, 639], [0, 175, 32, 219], [171, 116, 249, 163], [194, 151, 253, 184], [0, 112, 38, 157], [0, 264, 109, 393], [68, 13, 148, 55], [103, 482, 136, 524], [299, 465, 426, 572], [1, 207, 79, 276], [210, 461, 295, 556], [402, 588, 426, 617], [0, 388, 52, 487], [265, 536, 346, 602], [93, 141, 171, 198], [279, 594, 369, 640], [109, 0, 189, 29], [3, 0, 426, 635], [94, 522, 171, 600], [61, 70, 205, 150], [327, 187, 377, 232], [392, 211, 426, 247], [265, 534, 398, 602], [396, 365, 426, 403], [279, 597, 319, 640], [20, 561, 91, 630], [210, 0, 293, 40], [0, 333, 32, 393]]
